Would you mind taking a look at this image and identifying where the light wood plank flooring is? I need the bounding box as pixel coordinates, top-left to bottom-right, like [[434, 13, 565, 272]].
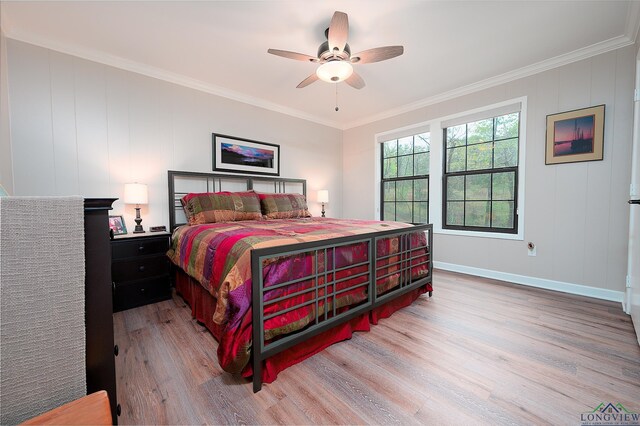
[[114, 270, 640, 425]]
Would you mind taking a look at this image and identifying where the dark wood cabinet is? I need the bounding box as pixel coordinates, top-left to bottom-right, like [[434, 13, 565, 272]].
[[111, 232, 171, 312], [84, 198, 118, 424]]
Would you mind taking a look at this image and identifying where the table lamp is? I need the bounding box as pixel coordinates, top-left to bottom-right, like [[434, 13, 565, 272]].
[[124, 183, 148, 233], [317, 189, 329, 218]]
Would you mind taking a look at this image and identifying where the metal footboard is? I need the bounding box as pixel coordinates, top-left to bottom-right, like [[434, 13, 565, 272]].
[[250, 224, 433, 392]]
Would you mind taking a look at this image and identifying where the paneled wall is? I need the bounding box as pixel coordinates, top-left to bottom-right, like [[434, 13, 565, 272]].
[[343, 45, 635, 295], [0, 30, 12, 194], [5, 39, 343, 227]]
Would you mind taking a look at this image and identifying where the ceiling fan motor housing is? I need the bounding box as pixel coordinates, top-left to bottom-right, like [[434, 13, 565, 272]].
[[317, 40, 351, 61]]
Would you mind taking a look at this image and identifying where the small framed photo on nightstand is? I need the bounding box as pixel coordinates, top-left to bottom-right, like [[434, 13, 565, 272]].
[[109, 215, 128, 236]]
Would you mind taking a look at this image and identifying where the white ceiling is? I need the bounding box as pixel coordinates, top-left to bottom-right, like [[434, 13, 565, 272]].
[[1, 1, 639, 129]]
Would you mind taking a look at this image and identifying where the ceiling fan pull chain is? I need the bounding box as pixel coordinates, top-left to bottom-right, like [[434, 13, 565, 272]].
[[335, 84, 339, 112]]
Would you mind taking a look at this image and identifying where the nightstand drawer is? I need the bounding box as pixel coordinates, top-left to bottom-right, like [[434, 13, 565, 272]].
[[112, 256, 169, 282], [113, 277, 171, 311], [112, 237, 169, 260]]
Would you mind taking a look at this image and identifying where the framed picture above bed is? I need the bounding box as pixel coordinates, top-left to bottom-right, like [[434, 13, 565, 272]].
[[545, 104, 605, 165], [212, 133, 280, 176]]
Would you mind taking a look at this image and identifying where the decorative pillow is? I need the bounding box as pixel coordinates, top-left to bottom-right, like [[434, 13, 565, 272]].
[[258, 193, 311, 219], [181, 191, 262, 225]]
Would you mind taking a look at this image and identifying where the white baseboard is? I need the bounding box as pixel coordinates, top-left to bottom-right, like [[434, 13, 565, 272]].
[[433, 261, 625, 304]]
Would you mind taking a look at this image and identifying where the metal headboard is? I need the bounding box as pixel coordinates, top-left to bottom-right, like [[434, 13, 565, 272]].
[[168, 170, 307, 231]]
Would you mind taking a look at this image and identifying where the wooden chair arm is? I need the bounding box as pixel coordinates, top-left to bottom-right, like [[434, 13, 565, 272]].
[[21, 390, 112, 425]]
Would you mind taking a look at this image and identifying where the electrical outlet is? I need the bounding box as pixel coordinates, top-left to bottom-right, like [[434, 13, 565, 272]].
[[527, 242, 537, 257]]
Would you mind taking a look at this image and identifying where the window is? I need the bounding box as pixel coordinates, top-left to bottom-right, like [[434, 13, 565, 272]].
[[381, 133, 430, 224], [443, 112, 519, 233]]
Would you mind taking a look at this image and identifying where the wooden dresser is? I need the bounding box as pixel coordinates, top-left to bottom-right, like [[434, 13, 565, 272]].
[[84, 198, 119, 424]]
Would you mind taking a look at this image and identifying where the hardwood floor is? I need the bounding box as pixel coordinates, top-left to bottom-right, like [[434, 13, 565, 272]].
[[113, 270, 640, 425]]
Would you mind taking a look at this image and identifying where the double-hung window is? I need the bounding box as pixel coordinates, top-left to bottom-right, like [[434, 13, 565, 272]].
[[443, 112, 520, 233], [381, 133, 430, 224]]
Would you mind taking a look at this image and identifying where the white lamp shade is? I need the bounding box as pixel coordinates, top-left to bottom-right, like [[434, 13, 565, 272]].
[[317, 189, 329, 203], [316, 61, 353, 83], [123, 183, 148, 205]]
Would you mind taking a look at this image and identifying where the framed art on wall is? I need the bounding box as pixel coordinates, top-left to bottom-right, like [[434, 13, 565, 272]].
[[212, 133, 280, 176], [545, 104, 605, 165], [108, 215, 127, 235]]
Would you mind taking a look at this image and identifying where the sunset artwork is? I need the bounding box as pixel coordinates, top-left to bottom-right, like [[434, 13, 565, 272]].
[[553, 115, 595, 156], [545, 105, 604, 165], [221, 143, 275, 168], [213, 133, 280, 175]]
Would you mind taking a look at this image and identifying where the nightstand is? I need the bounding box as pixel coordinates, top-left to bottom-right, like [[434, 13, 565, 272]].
[[111, 231, 171, 312]]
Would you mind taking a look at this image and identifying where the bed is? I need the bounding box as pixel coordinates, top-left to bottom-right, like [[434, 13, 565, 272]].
[[167, 170, 433, 392]]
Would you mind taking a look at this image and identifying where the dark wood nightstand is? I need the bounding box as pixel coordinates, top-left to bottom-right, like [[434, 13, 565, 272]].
[[111, 231, 171, 312]]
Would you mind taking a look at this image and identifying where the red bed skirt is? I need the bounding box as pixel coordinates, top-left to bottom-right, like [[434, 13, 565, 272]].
[[174, 268, 430, 384]]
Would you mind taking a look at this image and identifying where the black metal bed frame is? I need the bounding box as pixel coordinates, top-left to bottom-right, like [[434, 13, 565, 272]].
[[167, 170, 433, 392], [168, 170, 306, 231]]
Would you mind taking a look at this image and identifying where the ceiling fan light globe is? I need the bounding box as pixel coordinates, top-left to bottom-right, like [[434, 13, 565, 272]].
[[316, 61, 353, 83]]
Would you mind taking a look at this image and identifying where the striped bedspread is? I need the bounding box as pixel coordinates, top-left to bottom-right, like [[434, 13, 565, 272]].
[[167, 217, 429, 373]]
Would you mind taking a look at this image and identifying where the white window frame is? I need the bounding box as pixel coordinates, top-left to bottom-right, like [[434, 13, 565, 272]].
[[374, 96, 527, 241]]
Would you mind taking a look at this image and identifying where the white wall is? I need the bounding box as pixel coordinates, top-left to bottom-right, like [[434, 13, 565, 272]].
[[343, 45, 635, 295], [4, 39, 342, 228], [0, 28, 13, 194]]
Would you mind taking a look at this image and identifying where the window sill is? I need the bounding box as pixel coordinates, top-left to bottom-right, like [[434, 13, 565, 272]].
[[434, 227, 523, 241]]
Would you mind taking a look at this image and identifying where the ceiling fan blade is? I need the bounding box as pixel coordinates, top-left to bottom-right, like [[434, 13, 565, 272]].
[[351, 46, 404, 64], [328, 11, 349, 53], [297, 73, 319, 88], [345, 71, 365, 89], [267, 48, 318, 63]]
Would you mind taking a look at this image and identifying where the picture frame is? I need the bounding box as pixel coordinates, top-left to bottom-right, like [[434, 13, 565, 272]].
[[212, 133, 280, 176], [108, 215, 128, 236], [545, 104, 605, 165]]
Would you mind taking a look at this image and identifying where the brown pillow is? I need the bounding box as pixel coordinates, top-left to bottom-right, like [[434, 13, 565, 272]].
[[257, 193, 311, 219], [181, 191, 262, 225]]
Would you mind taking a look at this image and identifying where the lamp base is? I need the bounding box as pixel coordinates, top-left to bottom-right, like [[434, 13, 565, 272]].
[[321, 203, 326, 218], [133, 206, 145, 233]]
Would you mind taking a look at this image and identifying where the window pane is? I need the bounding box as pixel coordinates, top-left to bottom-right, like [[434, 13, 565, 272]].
[[495, 113, 519, 140], [383, 202, 395, 220], [492, 201, 514, 228], [443, 110, 520, 233], [466, 142, 493, 171], [446, 125, 466, 148], [446, 202, 464, 226], [465, 201, 491, 227], [467, 119, 493, 144], [383, 181, 396, 201], [446, 147, 466, 172], [383, 158, 397, 179], [398, 137, 413, 155], [415, 133, 430, 153], [494, 138, 518, 168], [396, 202, 412, 223], [414, 178, 428, 201], [397, 180, 413, 201], [492, 172, 515, 200], [446, 175, 464, 201], [398, 155, 413, 177], [466, 173, 491, 200], [414, 152, 429, 175], [414, 202, 428, 223], [383, 140, 397, 158]]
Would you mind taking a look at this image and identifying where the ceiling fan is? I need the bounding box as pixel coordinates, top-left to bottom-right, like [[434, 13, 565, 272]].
[[267, 11, 404, 90]]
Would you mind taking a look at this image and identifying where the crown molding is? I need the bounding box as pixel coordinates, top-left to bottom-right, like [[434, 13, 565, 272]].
[[4, 6, 639, 133], [625, 0, 640, 44], [3, 28, 343, 130], [343, 33, 637, 130]]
